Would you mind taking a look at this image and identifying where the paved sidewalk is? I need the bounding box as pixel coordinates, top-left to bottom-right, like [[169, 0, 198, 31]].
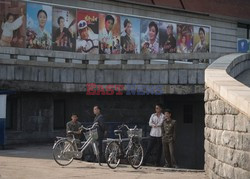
[[0, 144, 207, 179]]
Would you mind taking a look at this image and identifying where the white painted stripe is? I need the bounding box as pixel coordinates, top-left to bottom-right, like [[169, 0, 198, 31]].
[[0, 95, 7, 118]]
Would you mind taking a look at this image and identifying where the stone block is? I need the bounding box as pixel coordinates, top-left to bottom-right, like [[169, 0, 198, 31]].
[[122, 70, 132, 84], [131, 70, 141, 84], [66, 69, 74, 82], [223, 115, 235, 131], [204, 127, 211, 140], [210, 128, 217, 144], [53, 68, 60, 82], [6, 66, 14, 80], [220, 163, 235, 179], [238, 151, 250, 171], [113, 70, 122, 83], [208, 88, 219, 101], [141, 70, 151, 84], [205, 114, 213, 127], [60, 68, 67, 82], [169, 70, 178, 84], [205, 102, 212, 115], [235, 113, 248, 132], [211, 100, 225, 114], [221, 131, 243, 149], [86, 69, 95, 83], [159, 70, 168, 84], [80, 70, 86, 83], [204, 89, 209, 102], [197, 70, 204, 84], [215, 130, 223, 145], [216, 115, 223, 130], [23, 66, 31, 81], [224, 102, 239, 115], [178, 69, 188, 84], [242, 134, 250, 152], [150, 70, 160, 84], [45, 68, 53, 82], [38, 68, 45, 82], [0, 65, 6, 80], [31, 67, 38, 81], [188, 70, 197, 84], [14, 66, 23, 80], [234, 167, 250, 179], [95, 70, 104, 83], [73, 69, 81, 83]]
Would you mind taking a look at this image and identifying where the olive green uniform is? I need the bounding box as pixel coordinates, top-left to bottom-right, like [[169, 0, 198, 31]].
[[66, 120, 82, 139], [161, 119, 177, 167]]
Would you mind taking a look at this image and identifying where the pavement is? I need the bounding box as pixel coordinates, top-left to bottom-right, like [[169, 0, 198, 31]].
[[0, 143, 207, 179]]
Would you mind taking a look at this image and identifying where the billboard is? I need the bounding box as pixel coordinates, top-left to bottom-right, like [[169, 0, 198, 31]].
[[141, 19, 159, 54], [99, 13, 120, 54], [0, 0, 26, 48], [76, 10, 99, 54], [52, 7, 76, 51], [120, 16, 140, 54], [26, 3, 52, 49]]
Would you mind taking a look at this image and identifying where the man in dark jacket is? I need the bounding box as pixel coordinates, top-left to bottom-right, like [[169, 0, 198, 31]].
[[93, 105, 106, 162], [161, 109, 177, 168]]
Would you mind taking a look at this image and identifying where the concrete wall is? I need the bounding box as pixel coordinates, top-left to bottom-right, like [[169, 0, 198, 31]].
[[0, 58, 207, 94], [204, 53, 250, 178]]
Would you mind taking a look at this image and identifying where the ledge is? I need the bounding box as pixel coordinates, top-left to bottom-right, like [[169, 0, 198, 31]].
[[205, 53, 250, 118]]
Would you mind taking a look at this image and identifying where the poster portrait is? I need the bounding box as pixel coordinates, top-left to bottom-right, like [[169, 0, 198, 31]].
[[176, 24, 193, 53], [52, 7, 76, 51], [120, 16, 140, 54], [99, 13, 120, 54], [0, 0, 26, 48], [193, 26, 210, 52], [26, 3, 52, 50], [159, 21, 177, 53], [140, 19, 159, 54], [76, 10, 99, 54]]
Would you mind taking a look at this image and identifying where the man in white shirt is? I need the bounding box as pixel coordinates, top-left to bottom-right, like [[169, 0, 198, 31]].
[[143, 104, 164, 166]]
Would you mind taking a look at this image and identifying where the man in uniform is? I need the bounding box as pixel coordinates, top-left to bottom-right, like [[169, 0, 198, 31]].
[[163, 24, 176, 53], [161, 109, 177, 168], [66, 113, 82, 140], [121, 19, 136, 54]]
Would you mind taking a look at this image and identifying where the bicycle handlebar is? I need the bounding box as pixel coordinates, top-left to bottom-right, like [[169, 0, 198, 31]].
[[118, 124, 137, 131], [79, 122, 98, 131]]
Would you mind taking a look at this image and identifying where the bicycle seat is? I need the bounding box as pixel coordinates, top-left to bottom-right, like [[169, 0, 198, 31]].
[[114, 130, 122, 135]]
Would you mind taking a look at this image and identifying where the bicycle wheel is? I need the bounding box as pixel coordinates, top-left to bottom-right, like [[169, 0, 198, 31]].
[[105, 141, 121, 169], [127, 143, 144, 169], [52, 139, 75, 166]]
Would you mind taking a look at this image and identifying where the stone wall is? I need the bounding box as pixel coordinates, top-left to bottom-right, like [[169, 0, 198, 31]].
[[204, 87, 250, 179]]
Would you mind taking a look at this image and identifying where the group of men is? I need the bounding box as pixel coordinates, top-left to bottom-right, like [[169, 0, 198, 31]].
[[66, 104, 177, 168]]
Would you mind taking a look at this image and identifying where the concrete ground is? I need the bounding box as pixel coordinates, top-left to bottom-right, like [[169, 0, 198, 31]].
[[0, 144, 207, 179]]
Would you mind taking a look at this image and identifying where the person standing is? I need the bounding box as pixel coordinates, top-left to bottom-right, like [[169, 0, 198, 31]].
[[143, 104, 164, 166], [162, 109, 177, 168], [93, 105, 106, 162]]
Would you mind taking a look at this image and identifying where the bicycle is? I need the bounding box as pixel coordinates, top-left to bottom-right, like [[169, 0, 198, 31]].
[[105, 124, 144, 169], [52, 122, 101, 166]]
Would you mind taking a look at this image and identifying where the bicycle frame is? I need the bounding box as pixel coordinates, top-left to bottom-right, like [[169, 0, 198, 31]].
[[53, 122, 101, 166]]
